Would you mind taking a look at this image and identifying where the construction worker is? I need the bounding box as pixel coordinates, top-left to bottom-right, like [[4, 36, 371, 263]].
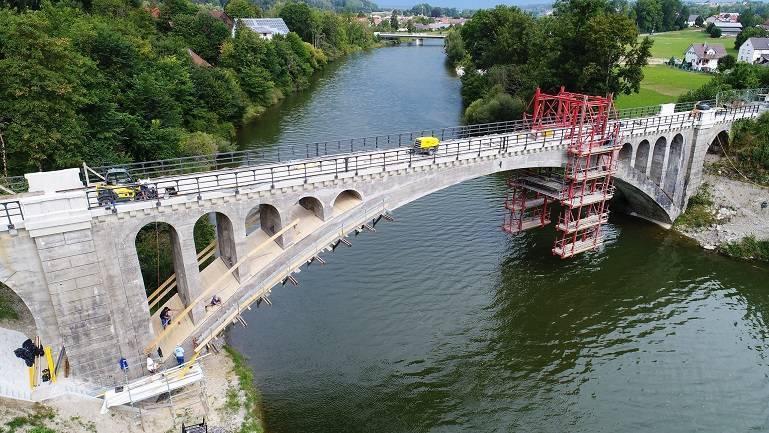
[[174, 345, 185, 366]]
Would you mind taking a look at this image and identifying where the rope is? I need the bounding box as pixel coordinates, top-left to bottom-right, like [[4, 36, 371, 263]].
[[715, 136, 769, 190]]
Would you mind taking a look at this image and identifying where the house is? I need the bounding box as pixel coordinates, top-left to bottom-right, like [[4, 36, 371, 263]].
[[762, 19, 769, 31], [684, 43, 727, 71], [686, 14, 701, 26], [713, 21, 742, 37], [738, 37, 769, 63], [414, 23, 430, 31], [707, 13, 740, 24], [231, 18, 290, 39]]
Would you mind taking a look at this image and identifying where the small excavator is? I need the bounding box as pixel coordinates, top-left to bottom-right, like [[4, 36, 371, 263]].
[[95, 168, 158, 206]]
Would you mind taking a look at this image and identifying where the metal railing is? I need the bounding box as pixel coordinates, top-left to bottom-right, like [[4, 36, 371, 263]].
[[0, 200, 23, 229]]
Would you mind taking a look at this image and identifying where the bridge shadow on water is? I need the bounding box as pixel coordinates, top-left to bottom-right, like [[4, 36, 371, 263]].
[[231, 176, 769, 433]]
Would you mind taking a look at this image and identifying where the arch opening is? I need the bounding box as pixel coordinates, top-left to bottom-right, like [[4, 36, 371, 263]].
[[293, 197, 326, 243], [193, 212, 237, 270], [650, 136, 667, 185], [135, 221, 189, 325], [0, 282, 36, 339], [619, 143, 632, 165], [332, 190, 363, 217], [634, 140, 651, 174], [709, 130, 729, 154], [664, 134, 684, 196], [244, 203, 286, 254]]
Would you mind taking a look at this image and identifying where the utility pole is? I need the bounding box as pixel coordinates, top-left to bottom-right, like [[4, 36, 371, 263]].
[[0, 123, 8, 178]]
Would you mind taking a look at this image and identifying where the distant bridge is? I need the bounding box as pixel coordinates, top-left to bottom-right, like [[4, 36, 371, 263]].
[[374, 32, 446, 44], [0, 89, 766, 396]]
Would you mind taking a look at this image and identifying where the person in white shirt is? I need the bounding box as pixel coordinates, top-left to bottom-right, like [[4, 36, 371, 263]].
[[146, 356, 158, 374], [174, 346, 185, 366]]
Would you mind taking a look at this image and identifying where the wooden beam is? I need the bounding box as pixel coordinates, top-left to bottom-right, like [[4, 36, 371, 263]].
[[144, 220, 299, 353]]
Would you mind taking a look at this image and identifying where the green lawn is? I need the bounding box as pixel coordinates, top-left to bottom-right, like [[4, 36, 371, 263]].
[[641, 28, 738, 59], [615, 65, 712, 109]]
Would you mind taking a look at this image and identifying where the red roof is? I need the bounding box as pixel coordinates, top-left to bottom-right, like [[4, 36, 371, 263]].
[[187, 49, 212, 68]]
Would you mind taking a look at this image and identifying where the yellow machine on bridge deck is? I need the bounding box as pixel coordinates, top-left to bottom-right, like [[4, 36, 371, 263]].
[[411, 136, 440, 155]]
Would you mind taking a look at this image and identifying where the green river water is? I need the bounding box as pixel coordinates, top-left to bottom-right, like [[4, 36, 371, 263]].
[[230, 40, 769, 433]]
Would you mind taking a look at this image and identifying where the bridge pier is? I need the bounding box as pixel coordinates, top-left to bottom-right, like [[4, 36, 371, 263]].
[[172, 224, 206, 324]]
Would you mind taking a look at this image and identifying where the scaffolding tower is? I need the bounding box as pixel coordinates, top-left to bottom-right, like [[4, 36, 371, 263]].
[[502, 87, 621, 258]]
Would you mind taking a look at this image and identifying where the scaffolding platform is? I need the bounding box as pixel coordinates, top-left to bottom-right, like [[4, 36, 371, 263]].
[[556, 212, 609, 234], [553, 237, 604, 258]]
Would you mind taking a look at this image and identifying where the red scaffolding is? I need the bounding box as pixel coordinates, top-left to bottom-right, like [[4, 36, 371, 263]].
[[502, 87, 621, 258]]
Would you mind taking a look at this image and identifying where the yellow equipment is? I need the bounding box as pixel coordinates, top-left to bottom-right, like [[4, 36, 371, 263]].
[[44, 346, 56, 383], [411, 136, 440, 155], [95, 168, 138, 206]]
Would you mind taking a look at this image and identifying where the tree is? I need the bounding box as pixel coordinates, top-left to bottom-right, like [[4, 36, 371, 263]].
[[172, 13, 230, 64], [444, 28, 465, 65], [406, 19, 416, 33], [225, 0, 261, 18], [660, 0, 682, 31], [464, 86, 524, 124], [634, 0, 662, 32], [550, 0, 652, 96], [705, 22, 715, 34], [695, 15, 704, 27], [459, 6, 534, 69], [735, 27, 769, 51], [279, 2, 313, 42], [711, 27, 722, 38], [718, 54, 736, 72], [390, 10, 398, 28]]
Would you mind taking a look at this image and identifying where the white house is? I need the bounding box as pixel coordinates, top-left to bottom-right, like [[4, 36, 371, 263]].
[[738, 37, 769, 63], [232, 18, 290, 40], [684, 43, 727, 72], [686, 14, 701, 26]]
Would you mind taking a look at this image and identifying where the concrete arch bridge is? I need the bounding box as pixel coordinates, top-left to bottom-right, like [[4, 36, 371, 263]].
[[0, 94, 765, 391]]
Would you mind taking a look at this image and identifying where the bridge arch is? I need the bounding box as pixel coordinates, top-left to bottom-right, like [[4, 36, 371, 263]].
[[663, 134, 684, 196], [298, 196, 326, 221], [634, 139, 651, 175], [134, 220, 191, 315], [0, 281, 37, 339], [245, 203, 286, 248], [650, 136, 667, 185], [332, 190, 363, 217], [710, 129, 729, 153], [193, 211, 238, 270], [619, 143, 633, 165]]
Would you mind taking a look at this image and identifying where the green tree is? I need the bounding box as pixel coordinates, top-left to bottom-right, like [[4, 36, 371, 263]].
[[444, 27, 465, 65], [406, 19, 415, 33], [172, 13, 230, 64], [735, 26, 769, 51], [279, 2, 313, 42], [464, 86, 524, 124], [390, 10, 398, 28], [0, 9, 94, 173], [459, 6, 534, 69], [718, 54, 736, 72], [635, 0, 662, 32], [225, 0, 261, 18], [695, 15, 704, 26], [711, 27, 722, 38], [705, 22, 715, 34], [551, 0, 652, 96]]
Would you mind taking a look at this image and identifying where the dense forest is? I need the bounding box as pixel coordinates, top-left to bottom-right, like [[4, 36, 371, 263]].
[[444, 0, 652, 125], [0, 0, 375, 177]]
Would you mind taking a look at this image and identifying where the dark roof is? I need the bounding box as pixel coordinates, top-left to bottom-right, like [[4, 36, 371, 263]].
[[748, 37, 769, 50], [687, 43, 727, 59], [688, 14, 700, 21]]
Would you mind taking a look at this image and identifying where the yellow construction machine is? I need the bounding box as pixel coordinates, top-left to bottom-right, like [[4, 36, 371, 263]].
[[411, 136, 440, 156], [95, 168, 138, 206]]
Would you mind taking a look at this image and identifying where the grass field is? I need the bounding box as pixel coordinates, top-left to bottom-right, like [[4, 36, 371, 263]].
[[615, 65, 712, 109], [642, 28, 739, 59]]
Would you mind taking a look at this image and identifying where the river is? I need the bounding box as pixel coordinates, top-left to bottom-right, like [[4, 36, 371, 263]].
[[231, 40, 769, 433]]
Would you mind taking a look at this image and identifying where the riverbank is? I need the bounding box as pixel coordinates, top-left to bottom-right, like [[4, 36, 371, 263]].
[[674, 162, 769, 257], [0, 349, 260, 433]]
